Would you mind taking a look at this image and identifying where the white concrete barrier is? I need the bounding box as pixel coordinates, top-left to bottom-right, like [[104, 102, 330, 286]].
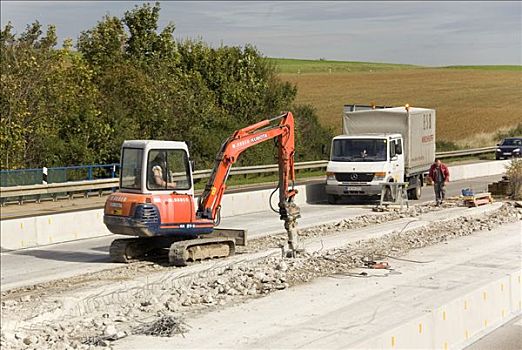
[[449, 159, 510, 181], [0, 160, 510, 251], [353, 269, 522, 349], [1, 209, 110, 250]]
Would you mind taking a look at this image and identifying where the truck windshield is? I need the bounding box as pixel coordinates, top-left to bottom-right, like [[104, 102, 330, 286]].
[[121, 148, 143, 190], [332, 139, 387, 162]]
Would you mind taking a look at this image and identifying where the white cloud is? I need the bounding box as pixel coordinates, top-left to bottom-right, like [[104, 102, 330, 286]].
[[1, 1, 520, 65]]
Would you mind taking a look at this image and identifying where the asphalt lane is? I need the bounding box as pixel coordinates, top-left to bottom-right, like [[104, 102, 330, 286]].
[[466, 315, 522, 350], [0, 174, 504, 291]]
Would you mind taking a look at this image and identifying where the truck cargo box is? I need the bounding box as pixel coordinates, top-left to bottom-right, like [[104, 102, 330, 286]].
[[343, 106, 435, 175]]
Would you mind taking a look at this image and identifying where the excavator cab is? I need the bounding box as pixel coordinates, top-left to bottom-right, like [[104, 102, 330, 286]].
[[119, 140, 194, 196], [104, 140, 215, 240]]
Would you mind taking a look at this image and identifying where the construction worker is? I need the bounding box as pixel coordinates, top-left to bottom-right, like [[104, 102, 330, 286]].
[[149, 152, 177, 189], [428, 158, 449, 206]]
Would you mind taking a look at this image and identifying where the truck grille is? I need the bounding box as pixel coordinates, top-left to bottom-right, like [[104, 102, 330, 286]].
[[335, 172, 375, 182]]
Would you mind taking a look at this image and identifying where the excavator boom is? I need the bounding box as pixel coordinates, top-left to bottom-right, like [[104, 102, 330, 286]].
[[198, 112, 300, 253]]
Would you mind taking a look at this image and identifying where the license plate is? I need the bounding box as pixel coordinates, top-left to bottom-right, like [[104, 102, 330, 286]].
[[503, 152, 511, 155], [112, 209, 123, 215], [346, 186, 362, 191]]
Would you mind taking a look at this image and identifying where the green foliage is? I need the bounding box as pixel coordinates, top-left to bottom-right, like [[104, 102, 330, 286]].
[[443, 65, 522, 71], [77, 15, 127, 68], [1, 21, 104, 168], [270, 57, 417, 74], [506, 159, 522, 200], [293, 104, 333, 161], [1, 2, 332, 171]]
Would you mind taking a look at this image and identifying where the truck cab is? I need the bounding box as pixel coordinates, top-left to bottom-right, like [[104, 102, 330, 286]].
[[326, 133, 404, 203], [325, 104, 435, 204]]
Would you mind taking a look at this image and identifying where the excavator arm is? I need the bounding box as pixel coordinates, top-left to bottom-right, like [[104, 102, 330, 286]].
[[197, 112, 301, 254]]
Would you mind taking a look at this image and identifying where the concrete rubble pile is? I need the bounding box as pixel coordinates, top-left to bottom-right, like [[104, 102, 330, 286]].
[[246, 199, 458, 251], [1, 203, 520, 350]]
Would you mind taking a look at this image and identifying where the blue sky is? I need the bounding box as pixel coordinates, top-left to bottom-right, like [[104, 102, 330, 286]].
[[1, 1, 521, 66]]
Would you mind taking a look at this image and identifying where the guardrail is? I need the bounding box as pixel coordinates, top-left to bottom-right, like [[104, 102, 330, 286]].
[[0, 163, 119, 187], [436, 146, 496, 158], [0, 147, 496, 205]]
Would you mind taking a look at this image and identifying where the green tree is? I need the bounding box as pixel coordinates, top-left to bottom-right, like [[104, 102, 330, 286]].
[[2, 2, 333, 172]]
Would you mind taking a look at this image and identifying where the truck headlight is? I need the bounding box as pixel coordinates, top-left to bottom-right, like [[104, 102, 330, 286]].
[[514, 148, 520, 153], [496, 148, 501, 152], [326, 172, 336, 180], [374, 172, 386, 181]]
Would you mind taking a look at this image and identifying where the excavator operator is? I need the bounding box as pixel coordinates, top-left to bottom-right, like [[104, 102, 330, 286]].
[[149, 151, 177, 190]]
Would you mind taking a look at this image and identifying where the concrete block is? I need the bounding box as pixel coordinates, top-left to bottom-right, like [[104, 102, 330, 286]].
[[448, 160, 509, 182], [354, 270, 521, 350], [1, 209, 111, 251], [0, 217, 38, 250]]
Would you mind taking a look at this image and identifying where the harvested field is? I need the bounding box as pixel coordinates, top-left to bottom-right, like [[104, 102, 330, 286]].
[[280, 68, 522, 142]]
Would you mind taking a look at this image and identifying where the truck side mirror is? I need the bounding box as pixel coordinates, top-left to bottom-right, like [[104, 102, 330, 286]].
[[190, 160, 196, 171], [390, 141, 396, 158], [395, 143, 403, 155]]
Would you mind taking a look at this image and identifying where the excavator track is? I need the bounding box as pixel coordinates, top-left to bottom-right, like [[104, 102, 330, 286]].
[[110, 236, 238, 266], [109, 237, 174, 263], [168, 237, 236, 266], [109, 238, 149, 263]]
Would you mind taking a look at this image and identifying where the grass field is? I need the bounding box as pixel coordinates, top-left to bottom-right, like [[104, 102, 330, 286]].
[[442, 65, 522, 71], [271, 59, 522, 146], [271, 58, 416, 74]]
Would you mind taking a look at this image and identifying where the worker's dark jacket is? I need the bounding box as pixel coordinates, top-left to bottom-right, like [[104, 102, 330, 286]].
[[428, 163, 450, 183]]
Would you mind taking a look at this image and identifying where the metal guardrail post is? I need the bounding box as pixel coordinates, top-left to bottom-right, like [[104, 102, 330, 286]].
[[42, 167, 48, 185]]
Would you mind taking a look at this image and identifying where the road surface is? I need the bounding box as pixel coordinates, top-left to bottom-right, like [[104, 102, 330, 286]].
[[113, 221, 521, 349], [0, 174, 502, 291]]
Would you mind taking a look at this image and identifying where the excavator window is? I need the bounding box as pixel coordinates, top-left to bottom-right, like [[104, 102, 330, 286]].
[[147, 149, 191, 191], [120, 148, 143, 190]]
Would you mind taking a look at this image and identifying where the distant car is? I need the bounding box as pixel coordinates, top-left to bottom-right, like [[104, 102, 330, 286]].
[[496, 137, 522, 160]]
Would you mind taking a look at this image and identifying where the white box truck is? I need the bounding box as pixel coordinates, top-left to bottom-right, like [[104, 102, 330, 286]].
[[325, 104, 435, 203]]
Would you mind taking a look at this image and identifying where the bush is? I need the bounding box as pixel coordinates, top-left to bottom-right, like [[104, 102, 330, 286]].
[[436, 140, 461, 152], [293, 104, 334, 161], [506, 159, 522, 200]]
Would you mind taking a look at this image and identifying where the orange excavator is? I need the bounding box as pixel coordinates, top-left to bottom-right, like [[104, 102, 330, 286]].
[[103, 112, 300, 266]]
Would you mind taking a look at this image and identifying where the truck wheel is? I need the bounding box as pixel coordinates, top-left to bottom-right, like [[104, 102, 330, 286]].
[[408, 185, 421, 200], [327, 194, 338, 204]]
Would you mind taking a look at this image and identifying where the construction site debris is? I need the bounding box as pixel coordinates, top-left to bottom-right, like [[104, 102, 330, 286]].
[[1, 203, 520, 350], [488, 178, 511, 197], [463, 192, 493, 207], [133, 315, 189, 338]]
